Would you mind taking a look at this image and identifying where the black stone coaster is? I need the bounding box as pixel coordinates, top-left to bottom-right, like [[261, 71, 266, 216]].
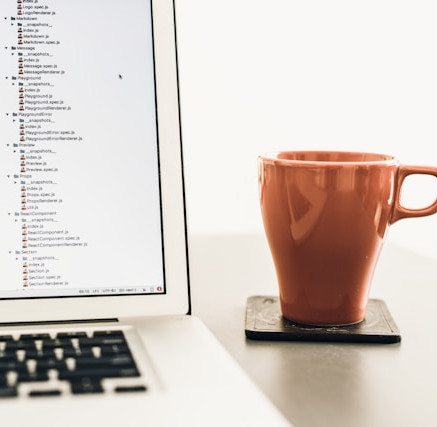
[[245, 296, 401, 344]]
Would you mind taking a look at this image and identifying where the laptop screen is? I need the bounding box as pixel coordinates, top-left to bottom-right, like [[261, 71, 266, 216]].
[[0, 0, 166, 299]]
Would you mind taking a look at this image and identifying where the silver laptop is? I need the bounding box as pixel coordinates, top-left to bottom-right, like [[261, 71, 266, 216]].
[[0, 0, 289, 425]]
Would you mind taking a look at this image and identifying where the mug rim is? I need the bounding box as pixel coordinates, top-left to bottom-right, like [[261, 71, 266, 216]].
[[259, 150, 398, 165]]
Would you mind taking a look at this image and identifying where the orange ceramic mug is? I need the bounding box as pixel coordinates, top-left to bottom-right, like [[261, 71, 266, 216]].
[[258, 151, 437, 326]]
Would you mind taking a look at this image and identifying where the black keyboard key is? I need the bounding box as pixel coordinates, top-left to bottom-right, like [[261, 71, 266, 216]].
[[56, 332, 87, 339], [79, 336, 126, 347], [18, 371, 49, 382], [0, 351, 18, 362], [36, 358, 67, 372], [25, 348, 56, 360], [0, 374, 7, 387], [100, 344, 131, 356], [29, 389, 62, 397], [5, 340, 37, 351], [75, 355, 135, 369], [63, 347, 94, 358], [93, 330, 124, 337], [0, 335, 13, 343], [41, 338, 74, 349], [0, 360, 27, 373], [115, 385, 147, 393], [59, 366, 140, 381], [0, 386, 17, 398], [19, 334, 51, 341], [70, 377, 103, 394]]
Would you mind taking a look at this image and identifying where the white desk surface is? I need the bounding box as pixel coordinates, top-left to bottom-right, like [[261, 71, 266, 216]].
[[189, 233, 437, 427]]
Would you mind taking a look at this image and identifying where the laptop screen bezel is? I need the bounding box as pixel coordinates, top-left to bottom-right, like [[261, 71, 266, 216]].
[[0, 0, 190, 322]]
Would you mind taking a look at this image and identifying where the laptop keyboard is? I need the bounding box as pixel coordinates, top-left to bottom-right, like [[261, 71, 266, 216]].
[[0, 330, 147, 398]]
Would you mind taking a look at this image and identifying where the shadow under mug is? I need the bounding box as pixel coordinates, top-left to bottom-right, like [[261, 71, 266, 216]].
[[258, 151, 437, 326]]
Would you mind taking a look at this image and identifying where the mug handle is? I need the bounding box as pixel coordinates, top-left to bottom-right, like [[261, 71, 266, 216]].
[[391, 165, 437, 224]]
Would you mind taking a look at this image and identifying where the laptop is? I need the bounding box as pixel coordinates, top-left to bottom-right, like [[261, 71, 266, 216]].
[[0, 0, 289, 425]]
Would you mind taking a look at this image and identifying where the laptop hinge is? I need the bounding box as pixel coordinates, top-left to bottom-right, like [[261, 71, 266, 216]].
[[0, 318, 119, 327]]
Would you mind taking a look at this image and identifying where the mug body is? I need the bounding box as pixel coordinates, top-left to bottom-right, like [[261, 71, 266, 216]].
[[259, 151, 399, 325]]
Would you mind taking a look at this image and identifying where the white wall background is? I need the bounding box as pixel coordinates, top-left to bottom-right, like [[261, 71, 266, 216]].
[[175, 0, 437, 259]]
